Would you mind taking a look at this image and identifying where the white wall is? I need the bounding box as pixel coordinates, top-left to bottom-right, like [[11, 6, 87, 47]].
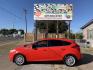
[[82, 23, 93, 47]]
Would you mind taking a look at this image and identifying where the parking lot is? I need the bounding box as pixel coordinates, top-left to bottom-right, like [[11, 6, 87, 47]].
[[0, 40, 93, 70]]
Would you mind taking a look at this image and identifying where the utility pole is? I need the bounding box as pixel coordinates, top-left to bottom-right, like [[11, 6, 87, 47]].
[[24, 9, 28, 42], [45, 21, 48, 38], [67, 21, 71, 39], [56, 20, 59, 38], [13, 23, 14, 29], [24, 9, 28, 33], [34, 20, 37, 41]]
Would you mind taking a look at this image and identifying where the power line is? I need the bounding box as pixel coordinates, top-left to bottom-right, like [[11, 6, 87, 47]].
[[0, 5, 23, 20]]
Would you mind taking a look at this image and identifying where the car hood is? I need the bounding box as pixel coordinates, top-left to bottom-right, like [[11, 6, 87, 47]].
[[15, 43, 32, 49]]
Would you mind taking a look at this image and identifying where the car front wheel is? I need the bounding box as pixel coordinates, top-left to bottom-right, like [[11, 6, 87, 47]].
[[64, 55, 76, 66], [14, 54, 26, 65]]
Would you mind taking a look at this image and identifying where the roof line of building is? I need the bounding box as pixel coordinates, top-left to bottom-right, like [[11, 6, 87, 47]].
[[81, 19, 93, 29]]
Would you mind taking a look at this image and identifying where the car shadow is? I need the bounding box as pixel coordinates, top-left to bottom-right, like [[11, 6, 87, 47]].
[[76, 53, 93, 66], [25, 61, 62, 65], [24, 53, 93, 66]]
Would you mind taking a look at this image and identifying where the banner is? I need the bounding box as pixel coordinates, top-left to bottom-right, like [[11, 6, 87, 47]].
[[34, 4, 72, 20]]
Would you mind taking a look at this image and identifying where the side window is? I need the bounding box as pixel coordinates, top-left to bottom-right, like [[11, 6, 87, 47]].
[[48, 40, 71, 47], [34, 40, 47, 48], [62, 41, 71, 46]]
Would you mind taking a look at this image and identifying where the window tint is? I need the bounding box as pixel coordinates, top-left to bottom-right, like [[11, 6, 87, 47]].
[[34, 40, 47, 48], [48, 40, 71, 47]]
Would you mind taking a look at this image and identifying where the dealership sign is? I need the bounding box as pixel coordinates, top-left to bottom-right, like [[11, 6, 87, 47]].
[[34, 4, 72, 20]]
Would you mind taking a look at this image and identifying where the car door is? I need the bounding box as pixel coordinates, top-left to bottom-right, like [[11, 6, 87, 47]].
[[47, 40, 71, 60], [46, 40, 63, 60], [28, 40, 51, 61]]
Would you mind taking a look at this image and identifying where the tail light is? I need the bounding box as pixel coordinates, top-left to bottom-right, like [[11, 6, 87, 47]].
[[72, 44, 80, 51]]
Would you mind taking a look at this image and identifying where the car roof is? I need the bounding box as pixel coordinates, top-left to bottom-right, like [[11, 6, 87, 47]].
[[40, 38, 74, 43]]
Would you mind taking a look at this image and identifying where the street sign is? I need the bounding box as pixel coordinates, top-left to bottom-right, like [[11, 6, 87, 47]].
[[34, 4, 72, 20]]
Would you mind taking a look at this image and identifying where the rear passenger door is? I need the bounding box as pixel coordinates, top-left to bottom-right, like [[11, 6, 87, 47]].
[[47, 40, 71, 60]]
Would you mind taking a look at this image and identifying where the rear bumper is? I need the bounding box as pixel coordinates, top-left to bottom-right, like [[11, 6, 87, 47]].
[[77, 53, 83, 61]]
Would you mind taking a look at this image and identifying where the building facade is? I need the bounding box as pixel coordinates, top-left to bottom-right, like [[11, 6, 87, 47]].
[[81, 19, 93, 47]]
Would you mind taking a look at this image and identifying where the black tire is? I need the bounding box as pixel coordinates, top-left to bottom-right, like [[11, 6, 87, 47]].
[[14, 54, 26, 65], [64, 55, 76, 67]]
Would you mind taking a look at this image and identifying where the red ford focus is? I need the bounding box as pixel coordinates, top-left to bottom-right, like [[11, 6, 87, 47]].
[[9, 38, 82, 66]]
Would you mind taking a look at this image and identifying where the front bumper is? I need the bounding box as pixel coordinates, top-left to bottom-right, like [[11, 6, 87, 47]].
[[9, 50, 17, 62]]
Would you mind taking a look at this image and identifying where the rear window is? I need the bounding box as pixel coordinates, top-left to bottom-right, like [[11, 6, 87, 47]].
[[48, 40, 71, 47]]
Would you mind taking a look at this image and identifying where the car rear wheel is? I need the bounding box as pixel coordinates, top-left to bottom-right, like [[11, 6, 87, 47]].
[[64, 55, 76, 66], [14, 54, 25, 65]]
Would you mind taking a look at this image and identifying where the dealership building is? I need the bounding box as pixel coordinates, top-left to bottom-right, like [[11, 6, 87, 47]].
[[81, 19, 93, 47]]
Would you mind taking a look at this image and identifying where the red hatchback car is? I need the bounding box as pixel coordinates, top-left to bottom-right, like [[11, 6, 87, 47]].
[[9, 38, 82, 66]]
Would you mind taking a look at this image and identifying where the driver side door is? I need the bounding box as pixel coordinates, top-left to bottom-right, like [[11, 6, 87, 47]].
[[29, 40, 50, 61]]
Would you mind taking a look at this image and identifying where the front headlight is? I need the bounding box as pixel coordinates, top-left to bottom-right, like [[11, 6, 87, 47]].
[[10, 49, 16, 53]]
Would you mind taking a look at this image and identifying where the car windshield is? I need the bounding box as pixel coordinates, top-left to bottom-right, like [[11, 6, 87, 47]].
[[33, 40, 47, 48]]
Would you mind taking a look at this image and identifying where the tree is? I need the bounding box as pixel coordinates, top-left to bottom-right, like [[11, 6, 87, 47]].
[[35, 21, 46, 33], [0, 29, 9, 35], [36, 20, 68, 33], [48, 21, 56, 33], [0, 29, 24, 36], [58, 21, 68, 33], [76, 33, 83, 39], [65, 31, 83, 39], [9, 29, 18, 34]]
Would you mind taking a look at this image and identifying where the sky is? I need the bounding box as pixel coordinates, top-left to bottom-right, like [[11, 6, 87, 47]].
[[0, 0, 93, 33]]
